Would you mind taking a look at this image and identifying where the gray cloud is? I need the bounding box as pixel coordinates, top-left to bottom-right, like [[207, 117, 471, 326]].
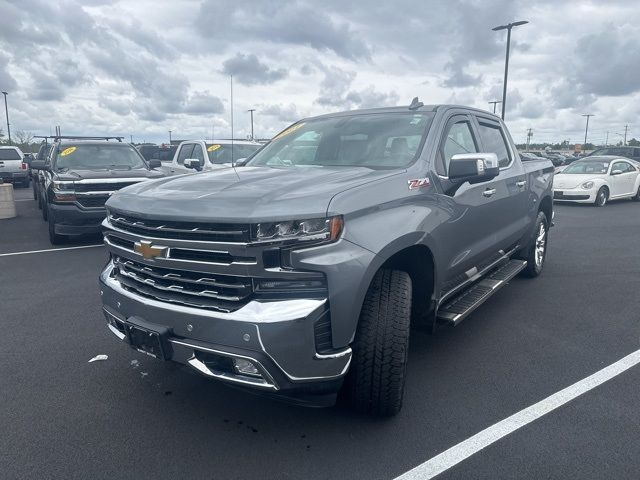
[[221, 53, 287, 86], [260, 104, 300, 123], [195, 0, 370, 60], [183, 91, 225, 115], [316, 65, 398, 110]]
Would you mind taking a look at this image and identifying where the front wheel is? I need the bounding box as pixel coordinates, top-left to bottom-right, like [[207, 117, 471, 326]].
[[48, 209, 66, 245], [518, 211, 549, 278], [344, 269, 412, 416], [594, 187, 608, 207]]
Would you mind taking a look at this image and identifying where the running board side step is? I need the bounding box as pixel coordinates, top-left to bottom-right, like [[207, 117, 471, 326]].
[[436, 259, 527, 326]]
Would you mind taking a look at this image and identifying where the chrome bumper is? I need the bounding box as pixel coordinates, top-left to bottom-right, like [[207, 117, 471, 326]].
[[99, 262, 351, 391]]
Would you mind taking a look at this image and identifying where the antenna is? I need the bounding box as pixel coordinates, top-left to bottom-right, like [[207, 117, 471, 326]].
[[408, 97, 423, 110], [230, 75, 234, 167]]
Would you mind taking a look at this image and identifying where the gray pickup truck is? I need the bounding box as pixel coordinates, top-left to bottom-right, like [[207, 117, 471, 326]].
[[99, 102, 554, 416]]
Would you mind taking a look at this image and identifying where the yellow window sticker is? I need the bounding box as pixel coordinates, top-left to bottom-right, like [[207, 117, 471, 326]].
[[273, 123, 305, 141], [60, 146, 77, 156], [207, 144, 221, 152]]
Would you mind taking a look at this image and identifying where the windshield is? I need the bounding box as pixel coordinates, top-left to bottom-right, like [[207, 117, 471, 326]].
[[55, 144, 146, 170], [590, 148, 629, 157], [0, 148, 21, 160], [561, 160, 610, 174], [247, 112, 434, 169], [206, 144, 261, 164]]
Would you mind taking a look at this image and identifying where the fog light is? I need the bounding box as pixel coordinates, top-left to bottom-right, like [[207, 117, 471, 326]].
[[233, 358, 261, 377]]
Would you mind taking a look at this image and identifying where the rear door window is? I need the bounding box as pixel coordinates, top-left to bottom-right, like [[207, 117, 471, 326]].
[[477, 122, 512, 168]]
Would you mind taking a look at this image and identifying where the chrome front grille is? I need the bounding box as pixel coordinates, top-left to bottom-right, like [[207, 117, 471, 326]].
[[112, 256, 253, 312], [108, 214, 251, 243]]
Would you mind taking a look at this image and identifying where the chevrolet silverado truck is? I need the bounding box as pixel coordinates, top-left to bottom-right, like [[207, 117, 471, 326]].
[[99, 102, 554, 416], [160, 139, 262, 176], [30, 136, 164, 244]]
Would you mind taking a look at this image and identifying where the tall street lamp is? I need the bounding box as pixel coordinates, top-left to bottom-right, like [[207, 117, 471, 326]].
[[247, 109, 256, 140], [2, 91, 11, 145], [168, 130, 172, 144], [492, 20, 528, 120], [582, 114, 594, 146], [488, 100, 502, 114]]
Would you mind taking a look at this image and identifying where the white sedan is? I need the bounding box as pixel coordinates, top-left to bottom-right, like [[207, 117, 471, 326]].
[[553, 156, 640, 206]]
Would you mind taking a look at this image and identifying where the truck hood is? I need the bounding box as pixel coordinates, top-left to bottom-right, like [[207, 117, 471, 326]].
[[107, 166, 401, 222], [55, 167, 161, 182], [554, 173, 605, 189]]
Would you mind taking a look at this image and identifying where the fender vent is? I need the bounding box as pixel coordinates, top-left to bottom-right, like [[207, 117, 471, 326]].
[[314, 314, 333, 354]]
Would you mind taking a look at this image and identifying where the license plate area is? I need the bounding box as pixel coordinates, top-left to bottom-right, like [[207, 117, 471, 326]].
[[125, 317, 172, 360]]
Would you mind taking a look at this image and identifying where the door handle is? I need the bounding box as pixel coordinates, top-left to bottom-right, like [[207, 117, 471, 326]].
[[483, 188, 497, 197], [516, 180, 526, 188]]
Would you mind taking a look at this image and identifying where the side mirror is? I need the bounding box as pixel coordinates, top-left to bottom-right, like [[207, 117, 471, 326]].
[[234, 157, 248, 166], [611, 169, 623, 176], [183, 158, 202, 171], [30, 160, 47, 170], [448, 153, 500, 183], [148, 159, 162, 169]]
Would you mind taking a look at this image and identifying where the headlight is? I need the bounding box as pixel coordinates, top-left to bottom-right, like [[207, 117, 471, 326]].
[[581, 181, 595, 189], [252, 216, 343, 244], [52, 180, 76, 202]]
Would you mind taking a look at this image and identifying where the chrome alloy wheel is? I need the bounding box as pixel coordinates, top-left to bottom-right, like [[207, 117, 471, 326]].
[[534, 222, 546, 269]]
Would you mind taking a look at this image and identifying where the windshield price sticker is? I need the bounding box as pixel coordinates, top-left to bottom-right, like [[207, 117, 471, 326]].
[[207, 144, 221, 152], [60, 147, 77, 156], [273, 123, 305, 141]]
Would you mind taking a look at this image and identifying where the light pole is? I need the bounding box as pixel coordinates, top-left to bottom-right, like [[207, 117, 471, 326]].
[[488, 100, 502, 114], [492, 20, 528, 120], [247, 109, 256, 140], [581, 114, 593, 146], [168, 130, 172, 144], [2, 91, 10, 145]]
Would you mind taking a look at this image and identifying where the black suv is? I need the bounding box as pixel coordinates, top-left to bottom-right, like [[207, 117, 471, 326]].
[[30, 136, 164, 244]]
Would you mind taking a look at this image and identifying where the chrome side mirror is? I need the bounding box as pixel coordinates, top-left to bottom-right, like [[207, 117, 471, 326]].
[[449, 153, 500, 182]]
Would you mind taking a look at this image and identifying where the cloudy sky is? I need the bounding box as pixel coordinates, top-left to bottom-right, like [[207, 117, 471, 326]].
[[1, 0, 639, 145]]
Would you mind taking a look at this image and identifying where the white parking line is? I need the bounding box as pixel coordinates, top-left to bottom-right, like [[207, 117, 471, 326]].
[[0, 244, 103, 257], [395, 349, 640, 480]]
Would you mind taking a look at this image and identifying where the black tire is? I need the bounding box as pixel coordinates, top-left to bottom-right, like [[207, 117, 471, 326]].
[[47, 207, 66, 245], [22, 177, 30, 188], [41, 196, 48, 221], [32, 181, 38, 200], [518, 211, 548, 278], [632, 185, 640, 202], [594, 186, 608, 207], [344, 269, 412, 416]]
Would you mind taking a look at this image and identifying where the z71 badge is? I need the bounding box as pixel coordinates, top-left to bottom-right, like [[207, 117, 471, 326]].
[[408, 178, 430, 190]]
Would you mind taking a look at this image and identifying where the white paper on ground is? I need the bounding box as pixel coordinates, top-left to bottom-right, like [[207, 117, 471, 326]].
[[88, 354, 109, 363]]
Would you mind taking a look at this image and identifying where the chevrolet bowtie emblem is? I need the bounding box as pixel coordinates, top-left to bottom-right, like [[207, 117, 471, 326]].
[[133, 240, 167, 260]]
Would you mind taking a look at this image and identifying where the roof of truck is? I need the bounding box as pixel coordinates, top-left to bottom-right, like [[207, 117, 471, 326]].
[[301, 104, 501, 122]]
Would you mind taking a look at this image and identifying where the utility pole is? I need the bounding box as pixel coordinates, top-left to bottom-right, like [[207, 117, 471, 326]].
[[581, 114, 594, 146], [526, 128, 533, 151], [605, 131, 609, 146], [247, 109, 256, 140], [488, 100, 502, 114], [492, 20, 528, 120], [623, 124, 629, 145], [168, 130, 172, 144], [130, 134, 133, 143], [2, 91, 11, 145]]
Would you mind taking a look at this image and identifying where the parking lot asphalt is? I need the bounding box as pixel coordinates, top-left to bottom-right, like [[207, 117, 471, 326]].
[[1, 186, 639, 480]]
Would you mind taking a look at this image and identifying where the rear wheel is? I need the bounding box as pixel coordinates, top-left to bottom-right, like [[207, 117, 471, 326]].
[[594, 187, 608, 207], [32, 181, 38, 200], [344, 269, 412, 416], [518, 211, 548, 278]]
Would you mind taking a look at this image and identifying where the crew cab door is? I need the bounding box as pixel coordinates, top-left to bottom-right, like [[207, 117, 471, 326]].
[[434, 115, 504, 285], [609, 160, 637, 197], [471, 115, 529, 252]]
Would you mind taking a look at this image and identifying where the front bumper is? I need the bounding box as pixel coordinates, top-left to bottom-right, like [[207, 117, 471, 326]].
[[553, 188, 596, 203], [99, 262, 351, 405], [50, 203, 107, 235]]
